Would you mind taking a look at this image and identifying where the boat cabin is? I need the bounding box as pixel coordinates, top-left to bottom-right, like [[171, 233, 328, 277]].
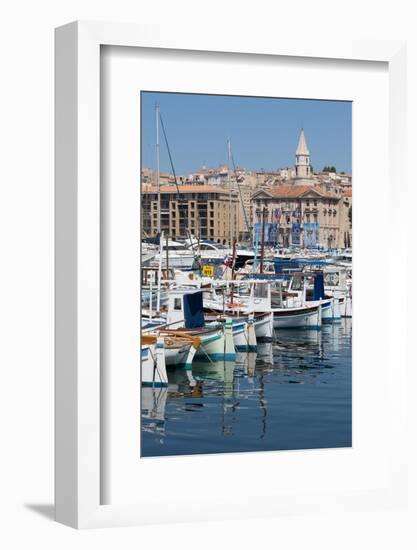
[[166, 288, 205, 329]]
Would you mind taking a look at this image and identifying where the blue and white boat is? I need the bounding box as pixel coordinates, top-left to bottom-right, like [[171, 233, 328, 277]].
[[141, 335, 168, 387]]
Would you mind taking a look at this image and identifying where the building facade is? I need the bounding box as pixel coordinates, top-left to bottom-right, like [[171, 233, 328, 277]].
[[141, 128, 352, 248], [142, 185, 239, 244], [251, 129, 352, 249], [252, 185, 349, 248]]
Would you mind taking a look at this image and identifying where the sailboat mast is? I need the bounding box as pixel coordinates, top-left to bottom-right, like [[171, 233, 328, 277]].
[[260, 206, 266, 274], [156, 103, 161, 235], [228, 138, 233, 247]]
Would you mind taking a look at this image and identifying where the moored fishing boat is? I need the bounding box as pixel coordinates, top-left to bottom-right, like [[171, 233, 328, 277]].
[[323, 266, 352, 317], [272, 302, 322, 329], [163, 288, 236, 361], [141, 335, 168, 387], [252, 311, 274, 340], [143, 331, 201, 369], [204, 313, 257, 352]]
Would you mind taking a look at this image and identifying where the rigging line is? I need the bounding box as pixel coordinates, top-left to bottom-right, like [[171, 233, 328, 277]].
[[159, 112, 199, 265], [230, 151, 252, 237], [159, 113, 181, 195]]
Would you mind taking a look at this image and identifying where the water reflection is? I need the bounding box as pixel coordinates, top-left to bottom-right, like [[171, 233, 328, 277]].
[[141, 319, 352, 457]]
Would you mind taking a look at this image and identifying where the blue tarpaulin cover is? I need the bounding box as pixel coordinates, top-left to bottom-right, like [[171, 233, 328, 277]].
[[183, 292, 205, 329], [313, 271, 325, 300]]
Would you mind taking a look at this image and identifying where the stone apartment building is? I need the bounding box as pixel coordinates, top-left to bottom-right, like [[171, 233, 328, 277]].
[[141, 185, 240, 244]]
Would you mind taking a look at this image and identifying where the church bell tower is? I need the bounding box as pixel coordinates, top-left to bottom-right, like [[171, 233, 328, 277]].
[[295, 128, 312, 181]]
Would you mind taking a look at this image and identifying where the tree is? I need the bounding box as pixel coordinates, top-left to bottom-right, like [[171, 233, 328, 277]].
[[322, 165, 337, 173]]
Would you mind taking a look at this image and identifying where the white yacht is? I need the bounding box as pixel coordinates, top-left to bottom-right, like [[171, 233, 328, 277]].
[[187, 240, 231, 261], [151, 239, 196, 270]]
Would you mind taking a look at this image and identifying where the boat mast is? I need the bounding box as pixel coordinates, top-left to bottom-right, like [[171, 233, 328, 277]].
[[228, 140, 251, 242], [156, 230, 164, 313], [260, 206, 267, 274], [156, 103, 161, 235], [230, 237, 237, 305], [228, 138, 233, 247]]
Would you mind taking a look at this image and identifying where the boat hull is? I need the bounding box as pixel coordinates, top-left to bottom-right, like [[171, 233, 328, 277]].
[[273, 304, 321, 329], [141, 343, 168, 387], [254, 312, 273, 341], [189, 326, 234, 361], [156, 254, 195, 269], [164, 343, 193, 368], [232, 321, 251, 352]]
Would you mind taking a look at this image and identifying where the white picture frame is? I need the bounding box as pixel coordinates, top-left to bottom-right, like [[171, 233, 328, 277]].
[[55, 20, 407, 528]]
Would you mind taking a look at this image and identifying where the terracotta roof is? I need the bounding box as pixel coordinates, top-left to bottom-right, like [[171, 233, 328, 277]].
[[269, 185, 337, 199], [142, 185, 234, 194], [252, 185, 340, 200], [342, 189, 352, 197]]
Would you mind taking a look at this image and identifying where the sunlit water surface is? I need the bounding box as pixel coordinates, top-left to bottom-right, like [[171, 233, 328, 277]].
[[141, 319, 352, 457]]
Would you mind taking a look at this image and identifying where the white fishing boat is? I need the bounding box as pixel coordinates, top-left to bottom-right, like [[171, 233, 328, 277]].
[[164, 340, 194, 366], [141, 335, 168, 387], [230, 320, 249, 351], [323, 266, 352, 317], [203, 280, 274, 341], [163, 288, 236, 361], [162, 333, 200, 368], [272, 302, 322, 329], [252, 311, 274, 340], [204, 313, 257, 352], [282, 268, 340, 323]]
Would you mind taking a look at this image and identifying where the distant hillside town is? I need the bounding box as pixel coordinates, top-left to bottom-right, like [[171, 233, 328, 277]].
[[141, 129, 352, 249]]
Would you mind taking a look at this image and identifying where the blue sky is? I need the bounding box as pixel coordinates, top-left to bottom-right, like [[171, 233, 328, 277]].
[[141, 91, 352, 175]]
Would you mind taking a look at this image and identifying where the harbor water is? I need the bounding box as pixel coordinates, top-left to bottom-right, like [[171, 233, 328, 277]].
[[141, 319, 352, 457]]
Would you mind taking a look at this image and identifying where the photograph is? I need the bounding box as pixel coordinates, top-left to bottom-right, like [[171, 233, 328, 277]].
[[140, 91, 352, 457]]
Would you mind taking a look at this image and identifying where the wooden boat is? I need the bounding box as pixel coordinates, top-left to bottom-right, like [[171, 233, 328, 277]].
[[142, 332, 200, 369], [164, 288, 236, 361]]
